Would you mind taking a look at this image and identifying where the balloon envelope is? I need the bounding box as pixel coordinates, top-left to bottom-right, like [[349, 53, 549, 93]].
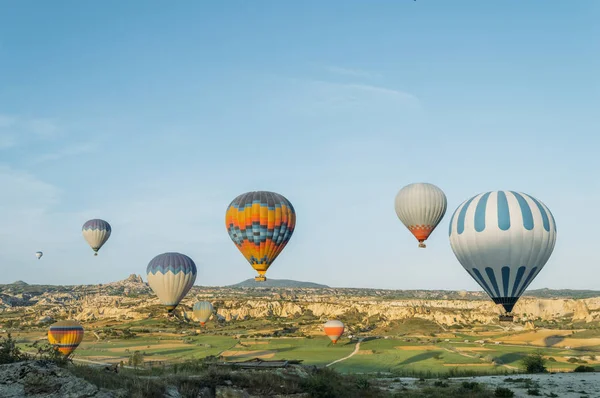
[[82, 219, 111, 256], [394, 183, 447, 248], [146, 252, 197, 313], [449, 191, 557, 313], [324, 320, 345, 344], [192, 301, 214, 325], [225, 191, 296, 281], [48, 320, 84, 356], [35, 251, 43, 260]]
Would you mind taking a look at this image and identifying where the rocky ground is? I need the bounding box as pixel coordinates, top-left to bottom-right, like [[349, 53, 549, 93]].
[[384, 373, 600, 398], [1, 360, 599, 398], [0, 361, 123, 398]]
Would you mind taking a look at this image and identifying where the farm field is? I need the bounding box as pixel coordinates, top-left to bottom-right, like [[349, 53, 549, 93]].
[[10, 324, 600, 375]]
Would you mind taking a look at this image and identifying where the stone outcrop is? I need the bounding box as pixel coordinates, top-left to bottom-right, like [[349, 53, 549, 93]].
[[0, 361, 124, 398]]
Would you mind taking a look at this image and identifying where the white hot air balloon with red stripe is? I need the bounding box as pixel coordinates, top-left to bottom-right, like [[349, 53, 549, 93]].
[[324, 320, 345, 344], [394, 183, 447, 248]]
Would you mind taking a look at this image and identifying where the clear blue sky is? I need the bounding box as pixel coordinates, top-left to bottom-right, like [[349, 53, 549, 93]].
[[0, 1, 598, 290]]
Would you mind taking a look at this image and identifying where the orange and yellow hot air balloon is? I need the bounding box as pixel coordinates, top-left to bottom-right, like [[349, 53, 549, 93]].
[[48, 320, 84, 356], [225, 191, 296, 282], [324, 320, 345, 344]]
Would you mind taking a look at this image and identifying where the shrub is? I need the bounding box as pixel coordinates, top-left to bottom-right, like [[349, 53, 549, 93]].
[[494, 386, 515, 397], [521, 352, 547, 373], [573, 365, 595, 373], [0, 333, 28, 364]]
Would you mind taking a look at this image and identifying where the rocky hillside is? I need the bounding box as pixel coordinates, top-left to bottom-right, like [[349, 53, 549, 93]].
[[0, 275, 598, 327]]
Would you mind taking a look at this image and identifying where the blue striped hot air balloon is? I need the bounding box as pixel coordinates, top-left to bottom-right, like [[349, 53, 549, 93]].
[[82, 219, 111, 256], [449, 191, 557, 318], [146, 252, 197, 314]]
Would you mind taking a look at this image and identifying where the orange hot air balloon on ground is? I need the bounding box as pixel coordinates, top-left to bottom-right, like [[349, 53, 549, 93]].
[[324, 320, 345, 344], [225, 191, 296, 282], [48, 320, 84, 356]]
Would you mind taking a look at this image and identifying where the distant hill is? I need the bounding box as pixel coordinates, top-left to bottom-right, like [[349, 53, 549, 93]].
[[227, 279, 330, 289], [525, 288, 600, 299], [11, 281, 28, 286]]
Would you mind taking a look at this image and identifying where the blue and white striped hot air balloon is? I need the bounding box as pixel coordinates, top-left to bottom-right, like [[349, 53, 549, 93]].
[[146, 252, 197, 315], [449, 191, 557, 316]]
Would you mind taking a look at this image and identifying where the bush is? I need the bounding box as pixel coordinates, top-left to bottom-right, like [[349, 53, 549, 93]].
[[494, 386, 515, 397], [0, 333, 28, 364], [573, 365, 595, 373], [521, 352, 547, 373]]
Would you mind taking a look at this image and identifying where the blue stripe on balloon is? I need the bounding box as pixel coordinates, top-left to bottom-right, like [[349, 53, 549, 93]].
[[472, 268, 496, 298], [510, 266, 527, 297], [516, 267, 539, 297], [474, 192, 491, 232], [511, 191, 534, 230], [457, 196, 477, 235], [528, 195, 551, 232], [448, 208, 456, 236], [497, 191, 511, 231], [485, 267, 501, 297], [501, 266, 510, 297]]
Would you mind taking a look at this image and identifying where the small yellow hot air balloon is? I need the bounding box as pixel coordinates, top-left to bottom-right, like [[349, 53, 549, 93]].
[[48, 320, 84, 356]]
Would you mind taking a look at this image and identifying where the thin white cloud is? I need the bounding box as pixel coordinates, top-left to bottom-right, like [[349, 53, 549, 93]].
[[306, 79, 421, 107], [0, 114, 17, 128], [0, 114, 63, 150], [323, 65, 379, 78], [31, 142, 97, 164]]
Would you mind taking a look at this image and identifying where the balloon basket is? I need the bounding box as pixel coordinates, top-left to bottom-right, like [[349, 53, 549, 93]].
[[499, 315, 514, 322], [418, 242, 426, 248], [94, 252, 98, 256], [254, 276, 266, 282]]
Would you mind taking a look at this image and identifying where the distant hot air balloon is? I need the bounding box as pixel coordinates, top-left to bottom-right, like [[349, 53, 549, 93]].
[[394, 183, 447, 248], [48, 320, 84, 357], [324, 320, 345, 344], [225, 191, 296, 282], [82, 219, 111, 256], [146, 252, 197, 315], [449, 191, 557, 320], [192, 301, 214, 326], [35, 251, 43, 260]]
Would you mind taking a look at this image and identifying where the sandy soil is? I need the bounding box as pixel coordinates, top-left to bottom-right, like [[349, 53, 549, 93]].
[[496, 329, 600, 347], [455, 347, 493, 351], [355, 350, 374, 355], [220, 350, 276, 359]]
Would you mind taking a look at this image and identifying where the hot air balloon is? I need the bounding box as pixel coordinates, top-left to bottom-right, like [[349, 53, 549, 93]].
[[35, 251, 43, 260], [225, 191, 296, 282], [449, 191, 557, 321], [324, 320, 345, 344], [146, 252, 197, 315], [394, 183, 447, 248], [48, 320, 84, 357], [192, 301, 214, 326], [82, 219, 111, 256]]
